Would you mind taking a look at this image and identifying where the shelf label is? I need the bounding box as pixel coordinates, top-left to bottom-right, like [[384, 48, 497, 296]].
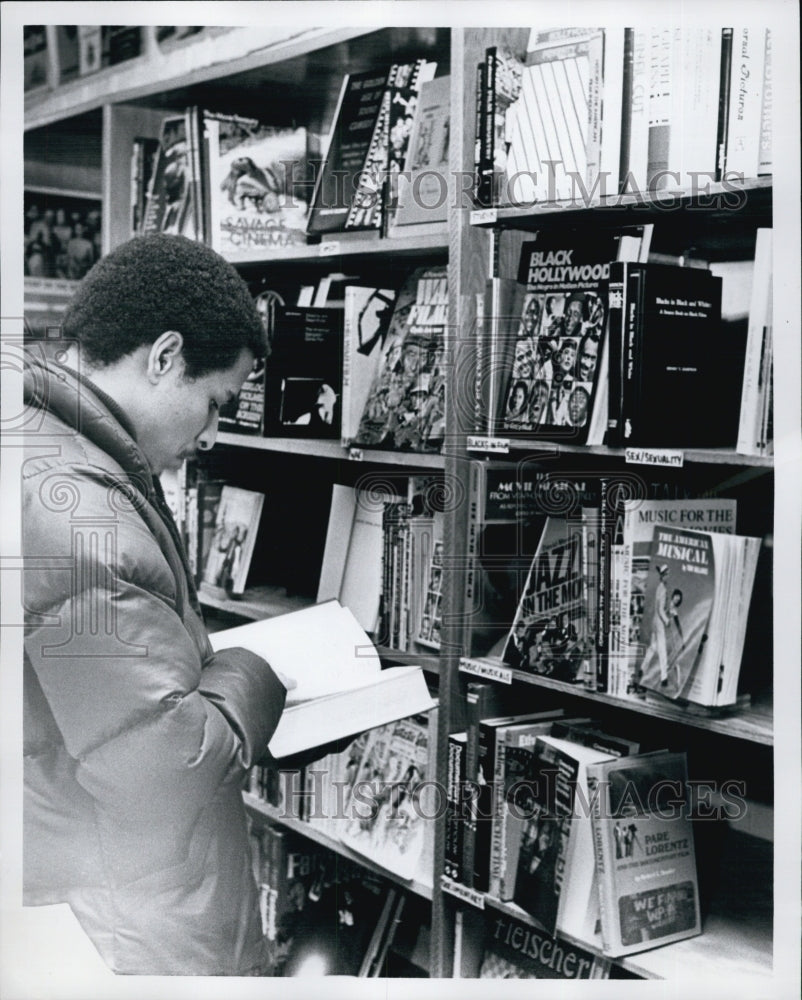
[[348, 447, 364, 461], [625, 447, 685, 469], [470, 208, 498, 226], [467, 435, 510, 454], [460, 658, 512, 684], [441, 876, 485, 909], [319, 241, 340, 257]]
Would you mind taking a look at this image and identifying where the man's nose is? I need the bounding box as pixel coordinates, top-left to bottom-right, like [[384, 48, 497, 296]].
[[197, 407, 219, 452]]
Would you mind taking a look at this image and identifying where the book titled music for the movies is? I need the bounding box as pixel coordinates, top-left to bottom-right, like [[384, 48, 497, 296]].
[[586, 750, 701, 957]]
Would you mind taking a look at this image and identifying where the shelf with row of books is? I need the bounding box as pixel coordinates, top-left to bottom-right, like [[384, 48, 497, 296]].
[[216, 432, 447, 469], [20, 11, 794, 988], [459, 657, 773, 745]]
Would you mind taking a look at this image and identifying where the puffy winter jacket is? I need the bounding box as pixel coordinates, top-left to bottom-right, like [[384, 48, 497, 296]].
[[22, 355, 286, 975]]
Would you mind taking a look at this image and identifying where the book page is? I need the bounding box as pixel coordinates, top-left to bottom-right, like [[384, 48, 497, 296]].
[[208, 600, 380, 705]]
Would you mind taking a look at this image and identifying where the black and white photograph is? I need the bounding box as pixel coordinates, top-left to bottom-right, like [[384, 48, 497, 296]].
[[1, 3, 800, 999]]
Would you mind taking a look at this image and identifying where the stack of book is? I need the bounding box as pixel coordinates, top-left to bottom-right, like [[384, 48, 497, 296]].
[[474, 26, 772, 206]]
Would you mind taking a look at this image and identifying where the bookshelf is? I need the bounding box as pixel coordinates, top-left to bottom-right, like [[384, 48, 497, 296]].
[[20, 15, 792, 988]]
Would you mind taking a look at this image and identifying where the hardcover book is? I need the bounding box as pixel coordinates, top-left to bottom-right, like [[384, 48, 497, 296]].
[[586, 751, 701, 956], [208, 601, 436, 758], [477, 47, 523, 207], [139, 114, 194, 238], [512, 734, 616, 942], [264, 306, 343, 438], [500, 231, 620, 443], [202, 113, 309, 253], [354, 266, 447, 452], [341, 285, 396, 445]]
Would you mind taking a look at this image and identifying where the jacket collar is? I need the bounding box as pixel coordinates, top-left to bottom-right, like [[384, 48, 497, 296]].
[[24, 353, 157, 499]]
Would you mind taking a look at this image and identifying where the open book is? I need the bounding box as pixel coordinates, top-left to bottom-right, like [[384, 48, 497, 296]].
[[208, 600, 436, 758]]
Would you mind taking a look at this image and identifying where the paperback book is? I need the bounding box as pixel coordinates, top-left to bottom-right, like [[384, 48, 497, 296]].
[[587, 751, 701, 956], [502, 517, 592, 687], [199, 484, 263, 596], [392, 74, 451, 229], [263, 306, 343, 438]]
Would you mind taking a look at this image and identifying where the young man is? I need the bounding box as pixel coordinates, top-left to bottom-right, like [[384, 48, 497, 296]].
[[22, 234, 288, 975]]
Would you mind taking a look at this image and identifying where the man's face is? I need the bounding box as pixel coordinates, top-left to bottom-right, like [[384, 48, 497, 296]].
[[578, 338, 598, 380], [138, 348, 254, 474]]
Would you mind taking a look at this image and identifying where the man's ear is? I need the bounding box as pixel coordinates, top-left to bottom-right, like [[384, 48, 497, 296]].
[[147, 331, 184, 383]]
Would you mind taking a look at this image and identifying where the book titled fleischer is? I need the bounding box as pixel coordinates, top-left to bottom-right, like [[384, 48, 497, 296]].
[[208, 600, 436, 758]]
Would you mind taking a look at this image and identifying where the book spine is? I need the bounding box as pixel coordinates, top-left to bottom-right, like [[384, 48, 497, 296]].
[[444, 735, 465, 882], [586, 769, 614, 953], [618, 28, 634, 192], [473, 288, 486, 432], [595, 480, 610, 692], [474, 60, 487, 205], [488, 732, 507, 898], [715, 29, 734, 181], [620, 265, 643, 443], [462, 461, 483, 656], [647, 28, 672, 192], [463, 682, 491, 888], [605, 260, 627, 445], [478, 48, 497, 207], [757, 30, 772, 175], [625, 28, 650, 192], [737, 228, 773, 453], [724, 27, 766, 178], [585, 32, 605, 190]]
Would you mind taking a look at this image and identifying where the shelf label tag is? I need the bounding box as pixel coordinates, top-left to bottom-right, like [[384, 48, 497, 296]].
[[460, 658, 512, 684], [625, 448, 685, 469], [467, 435, 510, 454], [470, 208, 498, 225], [441, 876, 485, 909], [319, 241, 340, 257], [348, 447, 364, 461]]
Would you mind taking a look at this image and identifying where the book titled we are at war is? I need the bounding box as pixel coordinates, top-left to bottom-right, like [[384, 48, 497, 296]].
[[208, 600, 436, 758]]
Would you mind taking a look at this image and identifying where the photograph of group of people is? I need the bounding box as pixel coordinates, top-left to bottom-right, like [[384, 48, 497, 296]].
[[502, 288, 605, 434], [24, 191, 102, 280]]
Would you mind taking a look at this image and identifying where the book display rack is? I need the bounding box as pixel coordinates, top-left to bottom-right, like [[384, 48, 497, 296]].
[[20, 12, 799, 988]]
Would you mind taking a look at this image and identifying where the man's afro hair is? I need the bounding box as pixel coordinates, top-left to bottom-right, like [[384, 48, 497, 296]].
[[62, 234, 266, 378]]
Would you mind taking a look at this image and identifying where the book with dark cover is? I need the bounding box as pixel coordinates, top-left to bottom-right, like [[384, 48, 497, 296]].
[[24, 26, 49, 91], [263, 306, 343, 438], [621, 264, 735, 448], [202, 112, 309, 253], [354, 266, 447, 453], [501, 231, 619, 443], [444, 732, 467, 883], [307, 69, 389, 235], [462, 682, 492, 888], [139, 114, 193, 238], [477, 46, 523, 207], [587, 751, 701, 956], [502, 517, 592, 687]]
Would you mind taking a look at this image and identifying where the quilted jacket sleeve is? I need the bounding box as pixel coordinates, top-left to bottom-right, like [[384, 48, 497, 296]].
[[23, 463, 285, 881]]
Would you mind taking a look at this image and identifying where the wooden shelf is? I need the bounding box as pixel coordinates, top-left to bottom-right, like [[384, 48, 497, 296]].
[[482, 896, 771, 984], [459, 658, 773, 745], [216, 431, 447, 469], [243, 793, 434, 901], [198, 583, 313, 622], [468, 177, 774, 229], [225, 227, 448, 267], [465, 437, 774, 469]]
